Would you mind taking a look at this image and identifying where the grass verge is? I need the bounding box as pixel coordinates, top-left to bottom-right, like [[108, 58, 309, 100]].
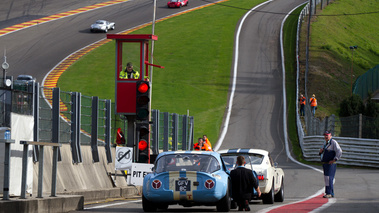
[[58, 0, 266, 144]]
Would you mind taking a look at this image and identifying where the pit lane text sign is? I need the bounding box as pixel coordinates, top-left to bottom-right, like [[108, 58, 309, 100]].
[[131, 163, 154, 186]]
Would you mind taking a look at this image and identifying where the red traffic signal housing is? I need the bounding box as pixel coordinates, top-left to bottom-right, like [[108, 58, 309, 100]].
[[136, 81, 150, 121], [137, 123, 149, 163]]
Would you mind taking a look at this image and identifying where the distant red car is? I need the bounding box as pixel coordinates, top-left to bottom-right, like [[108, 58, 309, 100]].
[[167, 0, 188, 8]]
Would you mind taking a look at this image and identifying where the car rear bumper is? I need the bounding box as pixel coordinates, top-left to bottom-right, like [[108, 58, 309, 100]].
[[145, 190, 223, 203]]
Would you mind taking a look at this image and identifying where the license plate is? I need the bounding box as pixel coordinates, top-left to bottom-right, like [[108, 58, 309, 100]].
[[175, 180, 191, 191]]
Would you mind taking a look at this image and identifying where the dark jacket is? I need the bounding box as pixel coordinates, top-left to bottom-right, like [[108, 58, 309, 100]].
[[230, 167, 258, 200]]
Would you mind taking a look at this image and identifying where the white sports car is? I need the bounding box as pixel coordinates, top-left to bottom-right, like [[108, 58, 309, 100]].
[[218, 149, 284, 204], [90, 20, 115, 33]]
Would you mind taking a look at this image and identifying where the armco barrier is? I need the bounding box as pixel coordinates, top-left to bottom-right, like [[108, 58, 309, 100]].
[[301, 136, 379, 168]]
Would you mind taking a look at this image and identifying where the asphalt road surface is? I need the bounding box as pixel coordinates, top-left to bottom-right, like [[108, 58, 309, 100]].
[[1, 0, 378, 212]]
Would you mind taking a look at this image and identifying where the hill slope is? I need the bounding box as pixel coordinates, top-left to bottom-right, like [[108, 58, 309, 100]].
[[299, 0, 379, 118]]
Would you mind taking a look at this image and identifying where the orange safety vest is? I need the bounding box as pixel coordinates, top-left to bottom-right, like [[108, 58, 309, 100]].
[[205, 138, 212, 149], [299, 97, 306, 105], [194, 142, 212, 151], [310, 97, 317, 107]]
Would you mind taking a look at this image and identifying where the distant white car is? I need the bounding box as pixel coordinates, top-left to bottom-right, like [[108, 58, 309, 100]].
[[90, 20, 115, 33], [218, 148, 284, 204]]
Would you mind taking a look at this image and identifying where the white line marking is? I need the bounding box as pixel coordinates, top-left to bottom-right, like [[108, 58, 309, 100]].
[[214, 0, 273, 152], [85, 200, 141, 209]]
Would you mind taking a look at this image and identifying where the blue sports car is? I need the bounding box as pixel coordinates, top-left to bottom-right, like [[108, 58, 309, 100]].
[[142, 151, 231, 212]]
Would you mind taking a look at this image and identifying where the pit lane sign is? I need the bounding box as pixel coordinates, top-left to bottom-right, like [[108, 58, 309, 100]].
[[115, 147, 133, 170], [131, 163, 154, 186]]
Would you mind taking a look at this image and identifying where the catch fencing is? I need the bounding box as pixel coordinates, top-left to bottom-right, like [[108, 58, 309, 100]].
[[1, 80, 194, 165]]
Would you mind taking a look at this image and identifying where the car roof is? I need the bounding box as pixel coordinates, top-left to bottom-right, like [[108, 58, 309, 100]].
[[17, 75, 34, 80], [217, 148, 268, 156], [157, 150, 220, 158]]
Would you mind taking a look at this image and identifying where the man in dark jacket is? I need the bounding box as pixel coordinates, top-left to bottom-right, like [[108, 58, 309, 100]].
[[230, 156, 261, 211]]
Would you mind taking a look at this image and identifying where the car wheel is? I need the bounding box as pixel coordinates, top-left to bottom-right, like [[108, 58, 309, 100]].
[[262, 179, 275, 204], [274, 177, 284, 202], [111, 25, 115, 30], [157, 204, 168, 210], [104, 28, 108, 33], [231, 200, 237, 209], [142, 194, 157, 212], [216, 182, 231, 212]]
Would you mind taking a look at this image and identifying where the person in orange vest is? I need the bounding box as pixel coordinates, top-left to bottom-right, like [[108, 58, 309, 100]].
[[299, 94, 306, 116], [309, 94, 317, 116], [194, 138, 212, 151], [203, 135, 212, 150]]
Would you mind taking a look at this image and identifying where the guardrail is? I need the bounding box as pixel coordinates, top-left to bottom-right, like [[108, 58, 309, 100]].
[[301, 136, 379, 168]]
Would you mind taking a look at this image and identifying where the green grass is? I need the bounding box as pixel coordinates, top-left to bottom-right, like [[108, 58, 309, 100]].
[[58, 0, 379, 152], [58, 0, 266, 144], [283, 5, 307, 162], [303, 0, 379, 117]]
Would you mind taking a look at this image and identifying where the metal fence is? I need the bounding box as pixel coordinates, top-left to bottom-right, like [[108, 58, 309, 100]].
[[151, 110, 194, 154], [1, 79, 194, 164], [302, 108, 379, 139]]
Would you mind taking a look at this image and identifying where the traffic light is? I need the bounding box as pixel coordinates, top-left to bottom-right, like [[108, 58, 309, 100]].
[[137, 123, 149, 163], [136, 81, 150, 121]]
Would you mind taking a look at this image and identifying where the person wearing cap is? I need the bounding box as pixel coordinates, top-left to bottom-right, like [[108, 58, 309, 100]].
[[299, 94, 306, 116], [309, 94, 317, 116], [119, 62, 140, 79], [319, 130, 342, 198]]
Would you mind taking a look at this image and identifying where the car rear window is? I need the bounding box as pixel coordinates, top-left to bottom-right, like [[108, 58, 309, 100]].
[[221, 153, 264, 171], [17, 76, 32, 81], [155, 154, 220, 174]]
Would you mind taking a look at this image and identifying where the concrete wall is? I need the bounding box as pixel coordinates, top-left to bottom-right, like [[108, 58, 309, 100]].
[[33, 144, 130, 197]]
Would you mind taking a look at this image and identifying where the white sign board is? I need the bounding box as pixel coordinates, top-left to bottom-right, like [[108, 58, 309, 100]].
[[131, 163, 154, 186], [115, 147, 133, 170]]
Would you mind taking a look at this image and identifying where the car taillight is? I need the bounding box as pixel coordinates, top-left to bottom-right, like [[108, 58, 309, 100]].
[[152, 179, 162, 189], [204, 179, 215, 189], [257, 175, 265, 181]]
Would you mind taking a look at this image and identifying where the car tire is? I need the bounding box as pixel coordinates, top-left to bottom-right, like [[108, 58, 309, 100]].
[[104, 28, 108, 33], [274, 177, 284, 202], [111, 25, 115, 30], [157, 204, 168, 210], [231, 200, 237, 209], [262, 179, 275, 204], [216, 182, 231, 212], [142, 194, 157, 212]]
